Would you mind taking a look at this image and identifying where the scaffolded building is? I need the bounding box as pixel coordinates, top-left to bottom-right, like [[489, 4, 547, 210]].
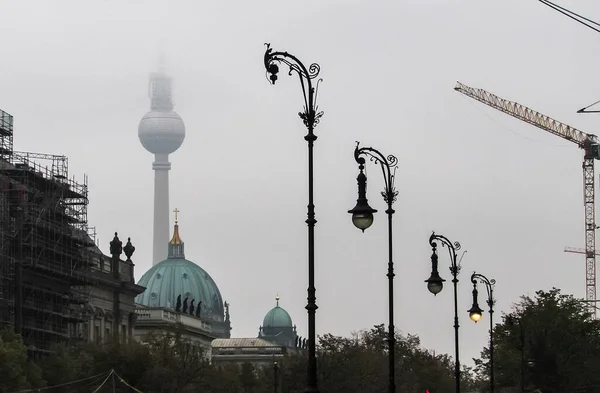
[[0, 108, 95, 356]]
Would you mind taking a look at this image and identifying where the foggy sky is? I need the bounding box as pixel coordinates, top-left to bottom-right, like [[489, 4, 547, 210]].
[[1, 0, 599, 366]]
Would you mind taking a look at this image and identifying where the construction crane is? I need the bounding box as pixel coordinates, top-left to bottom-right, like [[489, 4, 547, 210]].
[[455, 82, 600, 313]]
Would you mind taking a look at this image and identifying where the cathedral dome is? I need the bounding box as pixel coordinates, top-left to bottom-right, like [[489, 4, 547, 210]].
[[136, 222, 225, 321], [262, 296, 293, 328]]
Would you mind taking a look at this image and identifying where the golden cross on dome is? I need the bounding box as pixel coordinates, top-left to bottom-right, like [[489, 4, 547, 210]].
[[173, 208, 180, 223], [275, 294, 280, 307]]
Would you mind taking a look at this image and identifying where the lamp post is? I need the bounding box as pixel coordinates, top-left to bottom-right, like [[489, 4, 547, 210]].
[[348, 142, 398, 393], [264, 43, 323, 393], [425, 232, 462, 393], [273, 361, 279, 393], [467, 272, 496, 393]]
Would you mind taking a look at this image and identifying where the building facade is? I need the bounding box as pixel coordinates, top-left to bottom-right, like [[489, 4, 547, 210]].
[[211, 296, 306, 366], [258, 296, 299, 348], [81, 233, 145, 344], [211, 337, 293, 366]]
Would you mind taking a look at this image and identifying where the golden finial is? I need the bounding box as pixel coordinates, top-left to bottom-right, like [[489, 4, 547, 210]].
[[275, 294, 280, 307], [169, 208, 183, 245]]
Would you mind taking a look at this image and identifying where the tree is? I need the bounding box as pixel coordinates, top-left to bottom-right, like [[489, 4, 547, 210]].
[[309, 324, 464, 393], [39, 342, 94, 393], [476, 288, 600, 393], [202, 363, 243, 393], [38, 331, 208, 393], [316, 329, 386, 393], [271, 352, 306, 393], [0, 329, 45, 392], [138, 330, 211, 393], [239, 362, 261, 392]]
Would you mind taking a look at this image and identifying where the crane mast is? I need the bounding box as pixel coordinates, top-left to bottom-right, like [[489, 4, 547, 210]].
[[455, 82, 600, 314]]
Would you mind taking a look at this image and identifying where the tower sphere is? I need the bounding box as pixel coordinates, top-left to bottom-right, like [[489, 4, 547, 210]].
[[138, 110, 186, 155]]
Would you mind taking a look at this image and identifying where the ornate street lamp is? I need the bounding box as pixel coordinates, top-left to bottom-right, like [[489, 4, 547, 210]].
[[468, 272, 496, 393], [426, 232, 463, 393], [264, 43, 323, 393], [348, 142, 398, 393]]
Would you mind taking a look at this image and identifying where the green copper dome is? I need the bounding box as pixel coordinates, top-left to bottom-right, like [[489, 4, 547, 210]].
[[263, 296, 293, 328], [136, 223, 225, 320]]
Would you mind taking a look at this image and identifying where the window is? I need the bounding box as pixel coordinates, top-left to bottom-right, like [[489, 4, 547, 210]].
[[94, 325, 100, 344]]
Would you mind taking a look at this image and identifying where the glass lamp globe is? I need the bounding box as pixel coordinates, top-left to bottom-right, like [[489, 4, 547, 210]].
[[468, 304, 484, 323], [348, 201, 377, 233]]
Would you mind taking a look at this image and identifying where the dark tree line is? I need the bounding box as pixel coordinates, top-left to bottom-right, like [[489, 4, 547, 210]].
[[7, 287, 600, 393], [0, 324, 476, 393], [12, 287, 600, 393], [472, 288, 600, 393]]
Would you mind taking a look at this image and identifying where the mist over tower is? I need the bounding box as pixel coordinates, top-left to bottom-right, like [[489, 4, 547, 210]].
[[138, 59, 186, 265]]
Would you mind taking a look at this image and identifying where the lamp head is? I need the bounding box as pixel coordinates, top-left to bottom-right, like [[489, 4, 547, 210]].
[[348, 167, 377, 232], [425, 272, 445, 295], [468, 283, 484, 322], [426, 246, 444, 295], [268, 64, 279, 85]]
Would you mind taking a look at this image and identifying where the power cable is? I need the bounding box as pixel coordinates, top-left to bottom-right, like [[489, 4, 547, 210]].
[[538, 0, 600, 33], [82, 374, 112, 390], [537, 1, 600, 113], [539, 0, 600, 28], [577, 97, 600, 114], [91, 370, 114, 393], [7, 371, 111, 393], [112, 370, 144, 393]]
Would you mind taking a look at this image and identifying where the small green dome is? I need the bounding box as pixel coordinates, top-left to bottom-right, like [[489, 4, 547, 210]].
[[263, 297, 293, 328], [136, 258, 224, 320]]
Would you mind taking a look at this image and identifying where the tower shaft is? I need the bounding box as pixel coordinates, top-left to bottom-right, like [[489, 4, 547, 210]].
[[152, 153, 171, 265], [139, 59, 185, 266]]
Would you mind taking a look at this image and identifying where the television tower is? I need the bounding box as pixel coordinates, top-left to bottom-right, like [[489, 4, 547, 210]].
[[138, 59, 186, 265]]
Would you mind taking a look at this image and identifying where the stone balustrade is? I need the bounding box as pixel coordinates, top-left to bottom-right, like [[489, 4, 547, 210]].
[[135, 307, 212, 332]]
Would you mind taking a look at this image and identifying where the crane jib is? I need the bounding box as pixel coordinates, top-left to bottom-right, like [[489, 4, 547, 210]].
[[454, 81, 594, 149]]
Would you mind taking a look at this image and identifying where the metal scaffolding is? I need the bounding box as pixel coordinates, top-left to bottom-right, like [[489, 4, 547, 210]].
[[0, 108, 95, 355], [0, 110, 13, 160]]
